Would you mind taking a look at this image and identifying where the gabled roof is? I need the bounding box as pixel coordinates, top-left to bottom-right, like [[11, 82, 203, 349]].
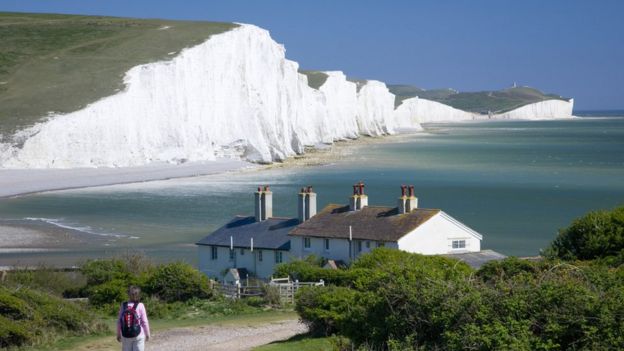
[[196, 216, 296, 250], [289, 204, 440, 241]]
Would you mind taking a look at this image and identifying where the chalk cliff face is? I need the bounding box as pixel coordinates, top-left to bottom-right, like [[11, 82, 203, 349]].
[[492, 99, 574, 120], [0, 24, 574, 169], [394, 97, 478, 125]]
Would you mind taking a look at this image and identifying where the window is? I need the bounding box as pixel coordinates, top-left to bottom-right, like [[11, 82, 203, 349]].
[[304, 237, 311, 249], [229, 249, 235, 261], [275, 251, 283, 263], [377, 241, 385, 247], [365, 241, 370, 249], [258, 250, 263, 262], [240, 248, 245, 255], [452, 240, 466, 249], [324, 239, 330, 251], [357, 240, 362, 252], [211, 246, 218, 260]]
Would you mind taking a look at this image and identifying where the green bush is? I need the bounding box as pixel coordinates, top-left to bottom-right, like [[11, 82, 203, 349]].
[[545, 206, 624, 262], [6, 266, 85, 296], [294, 246, 624, 350], [144, 262, 213, 302], [295, 286, 358, 336], [86, 278, 128, 307], [0, 286, 108, 348], [81, 259, 131, 286], [0, 315, 30, 348]]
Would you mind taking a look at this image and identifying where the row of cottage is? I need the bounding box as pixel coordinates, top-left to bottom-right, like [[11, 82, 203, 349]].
[[196, 183, 485, 279]]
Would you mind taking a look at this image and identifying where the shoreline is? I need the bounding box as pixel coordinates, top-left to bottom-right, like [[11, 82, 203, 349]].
[[0, 132, 422, 199]]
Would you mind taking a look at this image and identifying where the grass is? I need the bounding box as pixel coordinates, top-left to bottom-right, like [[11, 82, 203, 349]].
[[29, 310, 298, 351], [253, 334, 336, 351], [299, 70, 329, 90], [0, 12, 236, 137], [388, 84, 569, 113]]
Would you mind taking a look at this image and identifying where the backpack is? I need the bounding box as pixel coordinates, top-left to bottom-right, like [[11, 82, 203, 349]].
[[120, 302, 142, 338]]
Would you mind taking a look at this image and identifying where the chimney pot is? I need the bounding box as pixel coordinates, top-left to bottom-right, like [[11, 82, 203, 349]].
[[353, 184, 358, 195], [401, 185, 407, 197], [359, 182, 365, 195], [264, 185, 270, 191], [409, 185, 414, 197]]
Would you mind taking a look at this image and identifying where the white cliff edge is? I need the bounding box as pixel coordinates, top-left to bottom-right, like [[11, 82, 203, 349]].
[[0, 23, 573, 169]]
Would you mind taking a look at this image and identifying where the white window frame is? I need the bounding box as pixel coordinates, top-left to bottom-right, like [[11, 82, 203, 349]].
[[275, 251, 283, 263], [451, 239, 467, 249], [304, 237, 311, 250]]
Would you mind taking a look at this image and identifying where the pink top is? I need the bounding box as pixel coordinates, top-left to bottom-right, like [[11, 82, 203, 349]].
[[117, 301, 151, 339]]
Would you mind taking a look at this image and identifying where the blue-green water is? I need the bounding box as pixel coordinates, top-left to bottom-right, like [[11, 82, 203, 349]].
[[1, 116, 623, 265]]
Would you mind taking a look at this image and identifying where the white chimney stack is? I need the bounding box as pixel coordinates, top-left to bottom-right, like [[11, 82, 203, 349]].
[[397, 185, 408, 214], [349, 182, 368, 211], [298, 186, 317, 223], [405, 185, 418, 212], [254, 185, 273, 222]]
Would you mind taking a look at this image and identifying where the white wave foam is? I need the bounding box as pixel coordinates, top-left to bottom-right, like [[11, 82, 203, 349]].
[[22, 217, 137, 239]]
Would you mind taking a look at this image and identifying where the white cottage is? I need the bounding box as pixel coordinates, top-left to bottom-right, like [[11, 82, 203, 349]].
[[289, 184, 482, 261], [197, 183, 484, 280]]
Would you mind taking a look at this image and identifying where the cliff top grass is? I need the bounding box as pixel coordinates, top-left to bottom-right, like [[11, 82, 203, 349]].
[[299, 70, 329, 90], [388, 84, 569, 113], [0, 12, 236, 137]]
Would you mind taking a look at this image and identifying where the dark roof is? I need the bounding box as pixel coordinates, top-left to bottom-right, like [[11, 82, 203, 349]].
[[289, 204, 440, 241], [196, 216, 296, 250], [444, 250, 507, 269]]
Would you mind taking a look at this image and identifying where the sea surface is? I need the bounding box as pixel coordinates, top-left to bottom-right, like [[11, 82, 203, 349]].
[[1, 114, 623, 265]]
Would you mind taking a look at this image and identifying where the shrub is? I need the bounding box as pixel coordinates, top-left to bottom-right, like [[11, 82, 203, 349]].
[[545, 206, 624, 261], [295, 286, 358, 336], [81, 259, 131, 286], [86, 278, 128, 307], [144, 262, 212, 302], [0, 315, 30, 348], [476, 257, 540, 282]]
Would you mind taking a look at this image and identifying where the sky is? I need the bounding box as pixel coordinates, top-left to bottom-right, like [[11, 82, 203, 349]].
[[1, 0, 623, 110]]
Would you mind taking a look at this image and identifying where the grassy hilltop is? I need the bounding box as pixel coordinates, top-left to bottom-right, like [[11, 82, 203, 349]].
[[0, 12, 235, 137], [388, 84, 569, 113]]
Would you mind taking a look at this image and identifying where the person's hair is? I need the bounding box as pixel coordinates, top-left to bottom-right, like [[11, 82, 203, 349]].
[[128, 285, 141, 302]]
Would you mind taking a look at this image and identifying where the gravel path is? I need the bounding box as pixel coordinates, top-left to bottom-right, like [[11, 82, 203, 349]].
[[149, 319, 307, 351]]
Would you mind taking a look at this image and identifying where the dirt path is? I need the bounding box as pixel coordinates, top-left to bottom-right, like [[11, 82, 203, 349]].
[[149, 319, 307, 351]]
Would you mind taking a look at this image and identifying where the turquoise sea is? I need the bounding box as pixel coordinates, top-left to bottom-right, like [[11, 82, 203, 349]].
[[1, 114, 623, 265]]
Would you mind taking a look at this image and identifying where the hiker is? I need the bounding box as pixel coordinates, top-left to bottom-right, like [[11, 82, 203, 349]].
[[117, 285, 151, 351]]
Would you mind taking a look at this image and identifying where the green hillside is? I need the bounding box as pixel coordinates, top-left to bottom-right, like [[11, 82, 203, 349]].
[[0, 12, 236, 137], [388, 84, 569, 113]]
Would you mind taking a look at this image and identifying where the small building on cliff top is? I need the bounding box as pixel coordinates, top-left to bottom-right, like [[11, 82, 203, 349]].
[[196, 183, 486, 280]]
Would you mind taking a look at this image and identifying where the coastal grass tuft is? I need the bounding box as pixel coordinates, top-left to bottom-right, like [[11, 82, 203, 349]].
[[299, 70, 329, 90], [0, 12, 236, 137]]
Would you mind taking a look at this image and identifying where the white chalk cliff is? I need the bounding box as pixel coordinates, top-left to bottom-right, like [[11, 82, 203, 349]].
[[0, 24, 573, 169]]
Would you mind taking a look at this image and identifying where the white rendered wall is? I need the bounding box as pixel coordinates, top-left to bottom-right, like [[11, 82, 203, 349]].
[[198, 245, 288, 279], [397, 212, 481, 255], [290, 236, 396, 263]]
